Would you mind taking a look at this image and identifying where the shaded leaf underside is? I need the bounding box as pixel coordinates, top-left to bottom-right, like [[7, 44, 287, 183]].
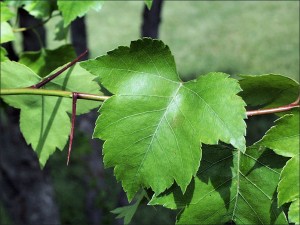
[[239, 74, 299, 108], [150, 145, 288, 225], [257, 112, 299, 224]]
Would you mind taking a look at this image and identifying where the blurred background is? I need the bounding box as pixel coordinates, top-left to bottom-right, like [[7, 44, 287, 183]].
[[1, 1, 299, 225]]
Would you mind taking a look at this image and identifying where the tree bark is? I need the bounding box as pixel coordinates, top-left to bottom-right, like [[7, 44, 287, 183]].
[[141, 0, 164, 38], [71, 17, 89, 60], [0, 10, 60, 225], [19, 9, 46, 51], [0, 104, 60, 225]]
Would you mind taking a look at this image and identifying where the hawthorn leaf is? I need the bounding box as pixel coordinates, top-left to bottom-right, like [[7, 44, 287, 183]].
[[4, 0, 24, 8], [278, 155, 299, 224], [81, 38, 246, 201], [150, 145, 288, 225], [289, 198, 299, 224], [111, 190, 146, 225], [258, 113, 299, 158], [19, 45, 76, 77], [57, 0, 103, 27], [239, 74, 299, 108], [0, 61, 102, 167], [0, 22, 14, 44], [0, 47, 8, 62], [144, 0, 153, 9], [23, 0, 56, 19], [5, 0, 56, 18], [0, 2, 15, 22], [257, 112, 299, 224], [54, 20, 70, 41]]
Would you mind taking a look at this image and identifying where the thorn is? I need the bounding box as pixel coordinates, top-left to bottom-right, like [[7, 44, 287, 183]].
[[30, 50, 88, 89], [67, 92, 78, 165]]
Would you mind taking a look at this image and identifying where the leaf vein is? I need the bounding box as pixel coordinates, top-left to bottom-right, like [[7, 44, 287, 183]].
[[243, 153, 280, 175], [132, 85, 182, 188], [239, 192, 264, 224], [240, 172, 272, 200], [101, 108, 167, 132], [182, 85, 233, 143]]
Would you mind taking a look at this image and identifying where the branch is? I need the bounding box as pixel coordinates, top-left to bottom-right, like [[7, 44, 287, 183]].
[[13, 13, 60, 32], [1, 88, 299, 116], [246, 96, 299, 117], [30, 50, 88, 89]]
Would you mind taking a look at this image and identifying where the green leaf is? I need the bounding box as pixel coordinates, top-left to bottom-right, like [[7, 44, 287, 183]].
[[278, 155, 299, 206], [57, 0, 103, 27], [4, 0, 24, 8], [1, 2, 15, 22], [257, 112, 299, 224], [144, 0, 153, 9], [258, 113, 299, 158], [277, 158, 299, 224], [23, 0, 56, 19], [0, 47, 9, 62], [5, 0, 56, 19], [111, 190, 146, 225], [19, 45, 76, 77], [239, 74, 299, 108], [54, 20, 70, 41], [0, 22, 14, 44], [150, 145, 288, 225], [81, 38, 246, 201], [289, 198, 299, 224], [0, 61, 102, 167]]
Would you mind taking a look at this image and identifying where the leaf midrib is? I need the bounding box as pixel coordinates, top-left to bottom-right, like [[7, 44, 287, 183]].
[[133, 84, 183, 182]]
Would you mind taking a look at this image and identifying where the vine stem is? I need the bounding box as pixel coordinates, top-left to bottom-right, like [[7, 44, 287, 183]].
[[1, 89, 299, 116], [30, 50, 88, 89]]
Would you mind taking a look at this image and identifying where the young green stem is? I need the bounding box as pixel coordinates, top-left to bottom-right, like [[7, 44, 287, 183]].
[[0, 88, 109, 101], [67, 92, 78, 165], [30, 50, 88, 89]]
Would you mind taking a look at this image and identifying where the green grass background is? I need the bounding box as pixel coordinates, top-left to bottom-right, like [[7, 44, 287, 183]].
[[48, 1, 299, 81]]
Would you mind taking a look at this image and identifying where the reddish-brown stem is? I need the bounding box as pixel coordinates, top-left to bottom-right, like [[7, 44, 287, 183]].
[[246, 96, 300, 117], [30, 50, 88, 89], [67, 92, 78, 165]]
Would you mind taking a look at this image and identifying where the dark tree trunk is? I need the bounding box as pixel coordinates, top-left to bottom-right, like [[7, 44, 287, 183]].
[[1, 42, 19, 61], [19, 9, 46, 51], [0, 10, 60, 225], [71, 17, 89, 60], [141, 0, 164, 38], [0, 104, 60, 225]]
